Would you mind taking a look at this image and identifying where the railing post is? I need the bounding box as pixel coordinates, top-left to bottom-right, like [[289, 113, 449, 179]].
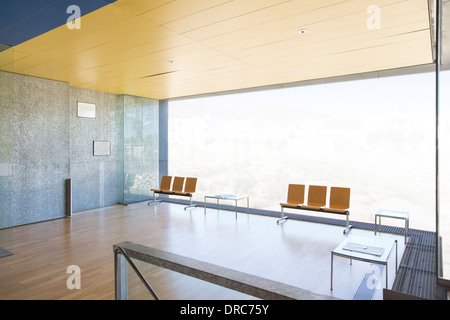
[[114, 249, 128, 300]]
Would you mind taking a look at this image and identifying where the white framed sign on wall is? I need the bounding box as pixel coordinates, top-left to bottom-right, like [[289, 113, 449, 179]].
[[93, 140, 111, 156], [77, 102, 96, 119]]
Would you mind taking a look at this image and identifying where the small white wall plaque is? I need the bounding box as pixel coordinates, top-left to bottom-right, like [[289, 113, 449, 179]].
[[77, 102, 96, 118], [93, 140, 111, 156]]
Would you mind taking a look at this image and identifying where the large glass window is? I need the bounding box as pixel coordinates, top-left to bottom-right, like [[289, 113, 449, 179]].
[[169, 71, 437, 232], [440, 71, 450, 280], [438, 0, 450, 279]]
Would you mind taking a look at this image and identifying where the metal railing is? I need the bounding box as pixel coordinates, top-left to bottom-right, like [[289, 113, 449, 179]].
[[114, 245, 159, 300], [113, 241, 338, 300]]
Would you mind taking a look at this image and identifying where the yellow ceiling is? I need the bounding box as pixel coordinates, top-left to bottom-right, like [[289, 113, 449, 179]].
[[0, 0, 434, 100]]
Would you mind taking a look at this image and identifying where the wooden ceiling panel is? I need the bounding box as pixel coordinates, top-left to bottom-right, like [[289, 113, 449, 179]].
[[210, 1, 430, 63], [139, 0, 234, 25], [0, 0, 433, 100], [14, 4, 134, 56], [241, 37, 431, 85], [161, 0, 292, 34], [227, 21, 430, 67], [188, 0, 429, 58], [263, 34, 432, 82], [182, 0, 352, 43], [112, 0, 174, 16]]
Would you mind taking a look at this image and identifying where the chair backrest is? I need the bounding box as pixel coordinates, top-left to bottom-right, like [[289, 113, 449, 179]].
[[307, 185, 327, 207], [184, 177, 197, 193], [172, 176, 185, 192], [160, 176, 172, 191], [329, 187, 350, 209], [287, 184, 305, 204]]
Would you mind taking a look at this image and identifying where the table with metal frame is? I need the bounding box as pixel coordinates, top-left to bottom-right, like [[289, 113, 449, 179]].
[[331, 234, 398, 291], [204, 194, 249, 218], [374, 209, 409, 244]]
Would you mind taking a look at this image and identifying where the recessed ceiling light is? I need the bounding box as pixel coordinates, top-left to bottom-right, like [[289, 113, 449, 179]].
[[298, 29, 309, 35]]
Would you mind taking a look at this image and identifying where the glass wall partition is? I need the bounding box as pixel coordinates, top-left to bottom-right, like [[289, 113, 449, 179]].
[[0, 47, 14, 257], [122, 95, 159, 204]]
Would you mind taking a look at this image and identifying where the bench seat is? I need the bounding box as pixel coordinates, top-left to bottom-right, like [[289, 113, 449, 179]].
[[149, 176, 197, 210], [278, 185, 352, 234]]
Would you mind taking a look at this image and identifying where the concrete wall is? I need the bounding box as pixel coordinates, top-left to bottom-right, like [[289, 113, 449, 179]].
[[70, 87, 123, 212], [0, 71, 159, 228], [0, 71, 13, 231], [9, 74, 70, 227]]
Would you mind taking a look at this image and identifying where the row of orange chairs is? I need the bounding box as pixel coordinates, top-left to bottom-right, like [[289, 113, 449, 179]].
[[279, 184, 351, 233], [150, 177, 350, 232], [149, 176, 197, 209]]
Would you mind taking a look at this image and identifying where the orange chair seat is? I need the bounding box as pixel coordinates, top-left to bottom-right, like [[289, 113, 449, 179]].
[[280, 201, 303, 207], [323, 207, 348, 214], [300, 204, 323, 211]]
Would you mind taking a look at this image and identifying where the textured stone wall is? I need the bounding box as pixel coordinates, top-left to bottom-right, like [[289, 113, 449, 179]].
[[0, 71, 127, 227], [0, 71, 13, 229], [11, 75, 70, 226], [70, 87, 123, 212]]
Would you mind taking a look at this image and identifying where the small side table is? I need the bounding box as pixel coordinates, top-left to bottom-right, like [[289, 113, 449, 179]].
[[331, 234, 398, 291], [204, 194, 249, 218], [374, 209, 409, 244]]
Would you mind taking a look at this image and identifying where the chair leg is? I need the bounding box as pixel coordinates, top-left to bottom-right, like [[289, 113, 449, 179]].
[[148, 193, 162, 205], [277, 206, 288, 224], [184, 195, 197, 210], [343, 211, 352, 234]]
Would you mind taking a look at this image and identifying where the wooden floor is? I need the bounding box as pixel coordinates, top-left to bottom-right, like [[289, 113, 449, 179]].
[[0, 202, 405, 300]]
